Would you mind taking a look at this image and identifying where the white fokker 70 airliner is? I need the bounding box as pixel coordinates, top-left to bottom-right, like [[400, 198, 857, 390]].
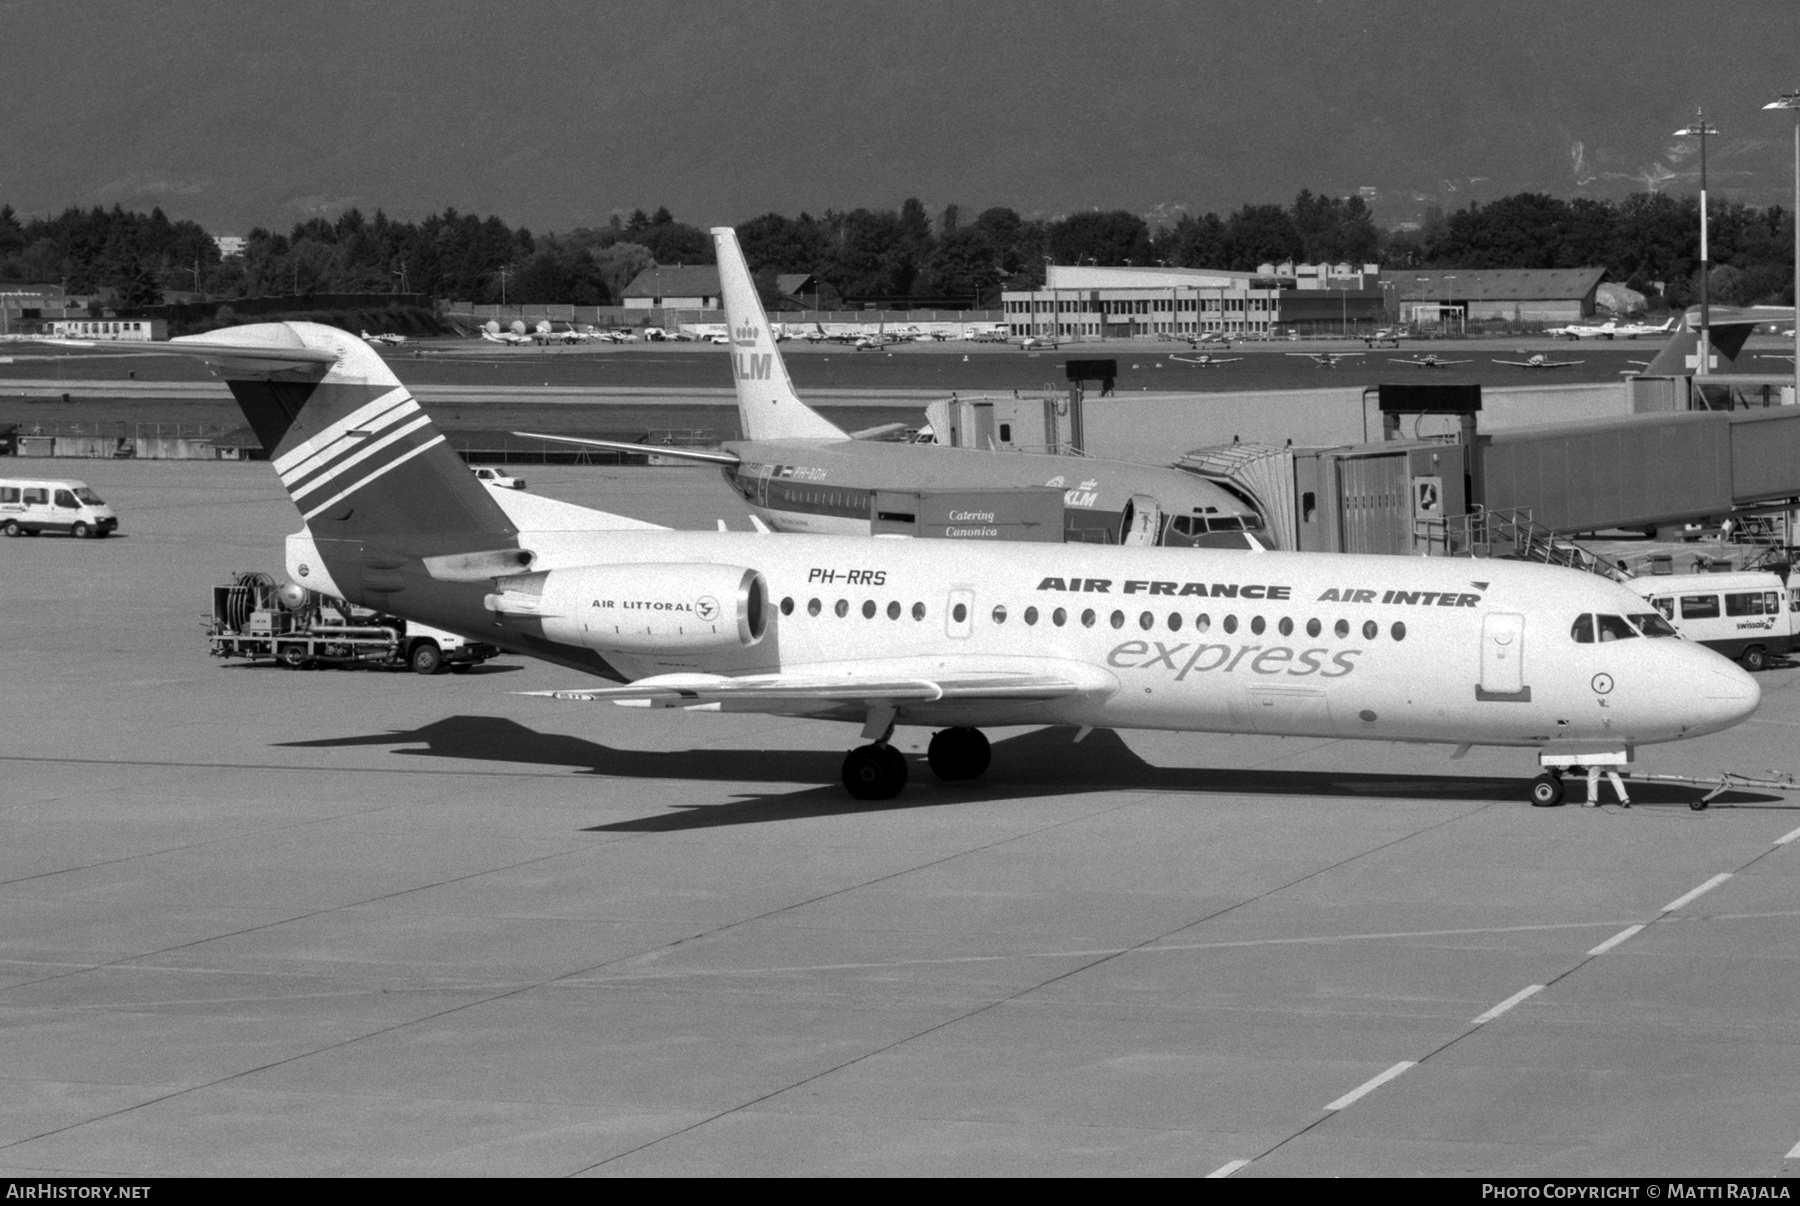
[[35, 267, 1760, 806]]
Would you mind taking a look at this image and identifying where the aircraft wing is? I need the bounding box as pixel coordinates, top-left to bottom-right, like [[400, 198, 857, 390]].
[[849, 421, 908, 440], [512, 430, 742, 466], [523, 663, 1116, 706]]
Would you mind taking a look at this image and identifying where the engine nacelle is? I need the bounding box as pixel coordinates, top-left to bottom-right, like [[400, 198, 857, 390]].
[[490, 562, 768, 654]]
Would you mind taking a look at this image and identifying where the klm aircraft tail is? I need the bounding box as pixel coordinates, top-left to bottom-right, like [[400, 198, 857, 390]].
[[712, 227, 848, 442]]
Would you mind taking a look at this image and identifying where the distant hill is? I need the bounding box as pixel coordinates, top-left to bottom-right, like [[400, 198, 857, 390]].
[[5, 1, 1798, 231]]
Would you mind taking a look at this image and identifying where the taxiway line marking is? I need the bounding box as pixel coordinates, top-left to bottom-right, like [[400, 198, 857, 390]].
[[1775, 825, 1800, 846], [1662, 873, 1731, 913], [1325, 1061, 1415, 1111], [1471, 984, 1543, 1025], [1206, 1159, 1251, 1178], [1586, 925, 1644, 956], [1786, 1138, 1800, 1160]]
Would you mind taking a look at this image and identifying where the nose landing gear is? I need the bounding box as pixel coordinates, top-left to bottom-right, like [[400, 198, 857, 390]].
[[1529, 771, 1565, 807]]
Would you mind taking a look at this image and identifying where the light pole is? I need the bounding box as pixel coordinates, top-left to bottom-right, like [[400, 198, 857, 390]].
[[1763, 90, 1800, 397], [1675, 110, 1719, 377], [1445, 275, 1458, 334]]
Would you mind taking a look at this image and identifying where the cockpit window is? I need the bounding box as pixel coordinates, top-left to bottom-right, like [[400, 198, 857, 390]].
[[1595, 614, 1639, 642], [1629, 612, 1678, 638], [1571, 614, 1594, 643]]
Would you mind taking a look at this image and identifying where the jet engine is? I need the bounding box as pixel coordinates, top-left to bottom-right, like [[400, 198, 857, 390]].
[[487, 562, 768, 654]]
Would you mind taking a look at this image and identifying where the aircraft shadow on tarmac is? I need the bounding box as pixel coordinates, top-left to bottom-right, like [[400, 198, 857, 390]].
[[277, 717, 1771, 831]]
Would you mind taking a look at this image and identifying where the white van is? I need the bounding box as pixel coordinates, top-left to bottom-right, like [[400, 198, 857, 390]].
[[0, 478, 119, 538], [1627, 571, 1791, 671]]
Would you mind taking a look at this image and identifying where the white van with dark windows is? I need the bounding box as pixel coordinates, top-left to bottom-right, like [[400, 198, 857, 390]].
[[0, 478, 119, 538], [1627, 571, 1791, 670]]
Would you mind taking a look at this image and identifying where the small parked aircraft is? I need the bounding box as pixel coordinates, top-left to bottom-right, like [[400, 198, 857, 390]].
[[1388, 354, 1471, 369], [1286, 351, 1364, 368], [1492, 353, 1585, 369]]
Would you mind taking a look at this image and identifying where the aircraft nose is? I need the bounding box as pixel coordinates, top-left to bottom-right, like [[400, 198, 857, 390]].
[[1694, 660, 1761, 729]]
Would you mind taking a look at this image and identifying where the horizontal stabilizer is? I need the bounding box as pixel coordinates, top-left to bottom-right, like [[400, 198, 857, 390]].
[[32, 334, 337, 371], [512, 430, 741, 466]]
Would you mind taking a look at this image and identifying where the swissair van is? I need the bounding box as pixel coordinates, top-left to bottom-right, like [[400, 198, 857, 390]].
[[1627, 571, 1791, 670], [0, 478, 119, 538]]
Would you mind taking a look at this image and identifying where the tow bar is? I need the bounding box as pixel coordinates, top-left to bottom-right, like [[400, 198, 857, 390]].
[[1541, 750, 1797, 809]]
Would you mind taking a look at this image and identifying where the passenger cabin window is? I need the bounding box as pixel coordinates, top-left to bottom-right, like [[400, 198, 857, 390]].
[[1650, 598, 1674, 620], [1681, 595, 1721, 620], [23, 488, 47, 505], [1725, 591, 1780, 617], [0, 488, 17, 503]]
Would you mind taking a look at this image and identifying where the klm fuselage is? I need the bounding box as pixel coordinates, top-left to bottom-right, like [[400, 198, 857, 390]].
[[717, 439, 1260, 546]]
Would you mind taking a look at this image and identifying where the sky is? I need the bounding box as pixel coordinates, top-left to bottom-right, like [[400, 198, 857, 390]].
[[6, 0, 1800, 235]]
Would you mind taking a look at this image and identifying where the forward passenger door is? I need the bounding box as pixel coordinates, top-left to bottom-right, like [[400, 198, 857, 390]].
[[1477, 612, 1529, 701]]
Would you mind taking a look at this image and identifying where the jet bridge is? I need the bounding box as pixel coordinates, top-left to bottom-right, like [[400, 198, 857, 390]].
[[1227, 387, 1800, 556]]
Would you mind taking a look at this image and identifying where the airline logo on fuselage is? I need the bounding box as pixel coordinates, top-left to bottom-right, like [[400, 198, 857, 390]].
[[1038, 577, 1293, 600], [732, 321, 759, 348], [1317, 588, 1483, 608], [734, 352, 773, 380], [1108, 639, 1362, 679]]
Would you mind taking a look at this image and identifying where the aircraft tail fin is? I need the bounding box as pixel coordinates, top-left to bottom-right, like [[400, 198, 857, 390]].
[[712, 227, 847, 442], [79, 323, 521, 563], [215, 324, 519, 552], [1642, 315, 1756, 376]]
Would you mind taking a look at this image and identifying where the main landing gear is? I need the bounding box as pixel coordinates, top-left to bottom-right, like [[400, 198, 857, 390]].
[[839, 726, 993, 800], [842, 743, 909, 800]]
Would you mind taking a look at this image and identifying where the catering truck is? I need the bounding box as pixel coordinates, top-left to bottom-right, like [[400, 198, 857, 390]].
[[207, 571, 500, 673]]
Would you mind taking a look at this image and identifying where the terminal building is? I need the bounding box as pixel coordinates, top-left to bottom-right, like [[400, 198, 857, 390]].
[[1002, 264, 1385, 340]]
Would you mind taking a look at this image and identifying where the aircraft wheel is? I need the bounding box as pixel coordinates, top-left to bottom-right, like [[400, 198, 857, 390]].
[[842, 744, 905, 800], [1529, 773, 1566, 808], [881, 744, 909, 789], [927, 727, 991, 781], [410, 640, 444, 675], [1740, 645, 1768, 672]]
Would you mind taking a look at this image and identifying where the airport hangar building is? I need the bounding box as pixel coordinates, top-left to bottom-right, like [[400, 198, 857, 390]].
[[1002, 264, 1608, 339]]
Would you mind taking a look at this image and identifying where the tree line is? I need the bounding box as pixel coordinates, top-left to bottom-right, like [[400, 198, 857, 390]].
[[0, 189, 1793, 311]]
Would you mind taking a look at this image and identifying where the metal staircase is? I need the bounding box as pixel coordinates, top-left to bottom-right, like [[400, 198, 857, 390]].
[[1416, 506, 1624, 579]]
